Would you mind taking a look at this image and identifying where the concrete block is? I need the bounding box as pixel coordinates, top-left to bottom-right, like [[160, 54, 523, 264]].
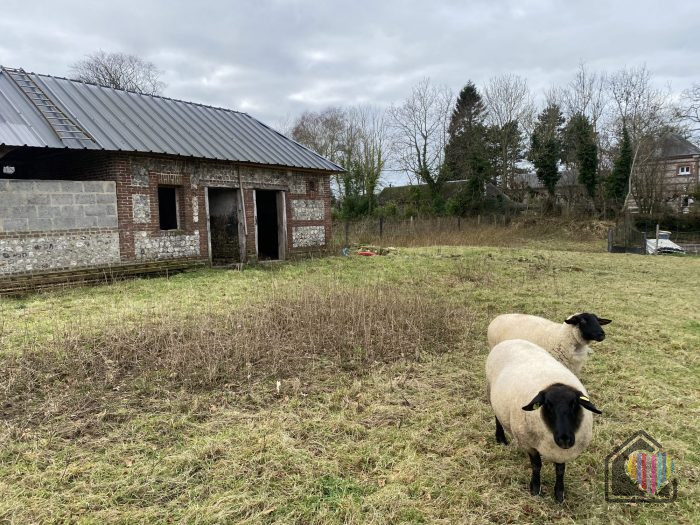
[[36, 205, 63, 219], [52, 217, 77, 230], [60, 181, 83, 193], [83, 181, 106, 192], [31, 181, 60, 193], [75, 194, 96, 205], [27, 193, 50, 205], [2, 218, 29, 231], [9, 205, 37, 218], [95, 193, 116, 204], [0, 192, 27, 207], [7, 179, 35, 191], [97, 215, 118, 228], [81, 215, 99, 228], [51, 194, 74, 205], [26, 218, 52, 231], [83, 204, 105, 217]]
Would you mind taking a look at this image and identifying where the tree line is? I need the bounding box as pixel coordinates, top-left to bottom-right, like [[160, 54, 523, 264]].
[[290, 64, 700, 218], [67, 52, 700, 219]]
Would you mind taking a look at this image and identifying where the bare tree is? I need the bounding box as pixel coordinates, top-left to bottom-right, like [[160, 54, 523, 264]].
[[560, 63, 608, 133], [630, 135, 668, 214], [291, 107, 347, 194], [483, 74, 534, 187], [678, 83, 700, 136], [606, 66, 672, 210], [483, 73, 535, 133], [388, 78, 453, 192], [347, 106, 390, 210], [70, 51, 166, 95], [290, 106, 388, 205]]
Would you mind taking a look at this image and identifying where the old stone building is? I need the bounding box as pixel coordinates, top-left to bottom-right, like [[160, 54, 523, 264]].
[[0, 67, 342, 276]]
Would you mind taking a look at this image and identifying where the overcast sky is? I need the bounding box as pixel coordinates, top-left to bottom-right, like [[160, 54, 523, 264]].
[[1, 0, 698, 129]]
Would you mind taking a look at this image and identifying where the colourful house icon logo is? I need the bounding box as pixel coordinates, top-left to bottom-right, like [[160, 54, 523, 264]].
[[605, 430, 678, 503]]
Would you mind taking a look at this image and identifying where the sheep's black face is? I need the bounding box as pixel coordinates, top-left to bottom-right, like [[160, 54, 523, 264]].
[[522, 383, 602, 450], [565, 313, 611, 342]]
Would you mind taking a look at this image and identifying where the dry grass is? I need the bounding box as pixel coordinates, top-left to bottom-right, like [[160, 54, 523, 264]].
[[2, 284, 468, 437], [0, 243, 698, 523], [334, 216, 611, 252]]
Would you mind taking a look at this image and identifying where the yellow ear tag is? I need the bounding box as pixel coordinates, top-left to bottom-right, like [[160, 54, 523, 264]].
[[579, 395, 590, 402], [532, 402, 541, 409]]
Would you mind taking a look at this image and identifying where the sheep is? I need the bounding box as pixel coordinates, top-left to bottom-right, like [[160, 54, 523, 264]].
[[487, 312, 611, 376], [486, 339, 602, 502]]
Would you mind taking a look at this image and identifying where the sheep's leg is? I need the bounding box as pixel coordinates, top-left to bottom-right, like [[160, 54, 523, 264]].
[[528, 451, 542, 495], [495, 417, 508, 445], [554, 462, 565, 503]]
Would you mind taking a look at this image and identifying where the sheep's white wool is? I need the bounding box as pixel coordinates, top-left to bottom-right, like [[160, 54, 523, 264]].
[[487, 313, 590, 375], [486, 339, 594, 463]]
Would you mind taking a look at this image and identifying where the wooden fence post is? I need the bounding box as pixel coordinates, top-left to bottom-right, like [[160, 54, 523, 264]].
[[655, 223, 660, 255], [379, 216, 384, 240], [344, 220, 349, 248], [607, 228, 613, 252]]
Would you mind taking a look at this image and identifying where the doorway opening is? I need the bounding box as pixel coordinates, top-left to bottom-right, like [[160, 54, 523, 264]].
[[256, 190, 280, 260], [208, 188, 241, 264]]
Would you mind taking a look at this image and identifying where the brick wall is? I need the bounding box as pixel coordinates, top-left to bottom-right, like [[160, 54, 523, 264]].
[[0, 148, 334, 272]]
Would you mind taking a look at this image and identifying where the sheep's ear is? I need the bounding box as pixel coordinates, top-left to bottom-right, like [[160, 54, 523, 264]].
[[565, 315, 580, 325], [578, 395, 602, 414], [522, 392, 545, 411], [597, 317, 612, 325]]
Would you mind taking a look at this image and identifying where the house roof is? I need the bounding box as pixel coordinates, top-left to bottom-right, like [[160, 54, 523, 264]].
[[659, 133, 700, 158], [0, 66, 342, 172]]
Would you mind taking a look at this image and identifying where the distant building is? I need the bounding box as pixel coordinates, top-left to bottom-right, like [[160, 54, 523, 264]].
[[655, 133, 700, 212]]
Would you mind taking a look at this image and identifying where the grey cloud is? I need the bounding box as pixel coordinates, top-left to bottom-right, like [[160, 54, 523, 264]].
[[0, 0, 698, 124]]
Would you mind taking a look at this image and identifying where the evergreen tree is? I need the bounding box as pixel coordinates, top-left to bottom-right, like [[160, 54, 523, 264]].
[[605, 126, 633, 204], [444, 82, 491, 205], [563, 113, 598, 200], [529, 104, 565, 200]]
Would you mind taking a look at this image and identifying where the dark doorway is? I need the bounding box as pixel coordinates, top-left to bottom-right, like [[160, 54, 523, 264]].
[[256, 190, 279, 260], [208, 188, 240, 264]]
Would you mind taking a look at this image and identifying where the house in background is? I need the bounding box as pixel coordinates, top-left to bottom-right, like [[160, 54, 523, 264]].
[[0, 67, 343, 278], [655, 133, 700, 212]]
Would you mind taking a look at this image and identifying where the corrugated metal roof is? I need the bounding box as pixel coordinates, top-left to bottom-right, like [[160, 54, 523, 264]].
[[0, 67, 343, 172]]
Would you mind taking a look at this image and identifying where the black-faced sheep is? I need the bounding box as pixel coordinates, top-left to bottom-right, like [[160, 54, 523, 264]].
[[487, 312, 611, 376], [486, 339, 602, 502]]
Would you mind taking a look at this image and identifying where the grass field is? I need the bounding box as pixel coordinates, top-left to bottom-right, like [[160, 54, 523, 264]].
[[1, 232, 698, 523]]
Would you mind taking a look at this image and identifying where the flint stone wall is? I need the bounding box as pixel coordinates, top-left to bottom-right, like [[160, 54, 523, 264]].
[[0, 231, 120, 275], [292, 226, 325, 248], [134, 230, 201, 260], [292, 199, 324, 220]]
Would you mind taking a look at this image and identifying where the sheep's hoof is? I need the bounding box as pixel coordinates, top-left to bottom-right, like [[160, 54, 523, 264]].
[[496, 434, 509, 445], [554, 489, 565, 503], [529, 481, 541, 496]]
